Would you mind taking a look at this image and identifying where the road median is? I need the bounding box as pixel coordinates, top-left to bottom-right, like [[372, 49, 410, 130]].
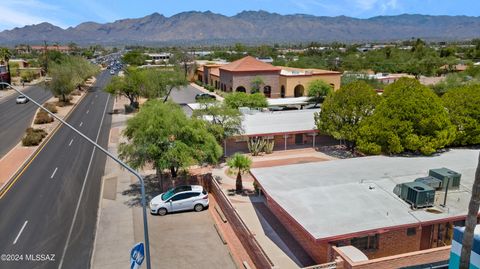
[[0, 77, 96, 198]]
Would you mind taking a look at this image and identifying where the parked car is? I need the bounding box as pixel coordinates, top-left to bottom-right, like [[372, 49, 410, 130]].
[[109, 70, 115, 75], [195, 93, 216, 101], [16, 95, 28, 104], [149, 185, 209, 216]]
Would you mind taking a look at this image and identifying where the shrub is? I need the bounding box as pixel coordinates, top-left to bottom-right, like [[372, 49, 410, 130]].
[[124, 104, 135, 114], [22, 128, 47, 146], [44, 103, 58, 114], [34, 110, 54, 124], [20, 70, 36, 82]]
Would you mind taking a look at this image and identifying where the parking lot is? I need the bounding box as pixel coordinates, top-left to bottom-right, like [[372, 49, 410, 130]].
[[133, 208, 236, 269]]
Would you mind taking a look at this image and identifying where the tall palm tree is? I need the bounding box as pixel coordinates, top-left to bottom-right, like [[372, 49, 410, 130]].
[[227, 153, 252, 193], [460, 153, 480, 268]]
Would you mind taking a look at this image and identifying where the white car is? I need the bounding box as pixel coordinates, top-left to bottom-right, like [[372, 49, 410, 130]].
[[149, 185, 209, 216], [109, 70, 115, 75], [16, 95, 28, 104]]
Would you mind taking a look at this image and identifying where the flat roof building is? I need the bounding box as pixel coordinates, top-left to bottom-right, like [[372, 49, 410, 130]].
[[250, 149, 479, 264]]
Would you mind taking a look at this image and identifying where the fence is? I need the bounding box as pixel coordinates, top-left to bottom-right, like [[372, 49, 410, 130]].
[[209, 176, 274, 269]]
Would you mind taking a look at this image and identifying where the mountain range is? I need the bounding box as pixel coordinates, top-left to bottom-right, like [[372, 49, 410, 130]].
[[1, 11, 480, 46]]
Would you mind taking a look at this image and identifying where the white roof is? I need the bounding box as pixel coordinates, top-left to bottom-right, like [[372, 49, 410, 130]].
[[242, 109, 319, 136], [267, 97, 309, 106], [251, 149, 479, 240]]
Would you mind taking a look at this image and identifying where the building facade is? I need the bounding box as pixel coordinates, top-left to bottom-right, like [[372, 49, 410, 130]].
[[196, 56, 341, 98]]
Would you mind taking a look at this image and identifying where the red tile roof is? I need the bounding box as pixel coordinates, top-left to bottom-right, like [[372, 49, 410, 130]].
[[219, 56, 281, 72]]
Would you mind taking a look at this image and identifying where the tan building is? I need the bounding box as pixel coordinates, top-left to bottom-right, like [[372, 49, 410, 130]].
[[196, 56, 341, 98]]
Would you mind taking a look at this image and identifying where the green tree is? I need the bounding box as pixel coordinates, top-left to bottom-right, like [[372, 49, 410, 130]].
[[308, 79, 333, 106], [315, 81, 379, 152], [250, 76, 264, 94], [224, 92, 268, 109], [442, 85, 480, 146], [357, 78, 456, 155], [227, 153, 252, 193], [119, 101, 222, 191], [47, 61, 77, 102], [122, 50, 148, 66], [192, 99, 243, 143], [0, 47, 12, 75]]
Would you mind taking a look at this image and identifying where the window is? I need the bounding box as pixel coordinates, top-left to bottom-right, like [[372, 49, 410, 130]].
[[173, 186, 192, 193], [351, 235, 378, 250], [171, 193, 191, 201], [407, 227, 416, 236]]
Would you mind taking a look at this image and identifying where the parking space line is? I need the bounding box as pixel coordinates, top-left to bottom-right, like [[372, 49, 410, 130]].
[[68, 139, 74, 147], [79, 122, 83, 127], [50, 167, 58, 179], [13, 221, 28, 245], [86, 110, 89, 114]]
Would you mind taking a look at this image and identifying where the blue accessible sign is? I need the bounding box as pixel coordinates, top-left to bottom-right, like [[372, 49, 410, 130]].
[[130, 242, 145, 269]]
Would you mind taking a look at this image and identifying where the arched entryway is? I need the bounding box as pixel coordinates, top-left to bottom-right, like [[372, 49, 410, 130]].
[[294, 84, 305, 97], [280, 85, 286, 98], [236, 86, 246, 93], [263, 86, 271, 98]]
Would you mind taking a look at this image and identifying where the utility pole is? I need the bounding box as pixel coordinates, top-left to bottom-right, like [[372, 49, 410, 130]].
[[43, 40, 48, 74]]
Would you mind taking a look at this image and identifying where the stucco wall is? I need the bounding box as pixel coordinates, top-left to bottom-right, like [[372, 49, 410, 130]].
[[279, 74, 341, 98]]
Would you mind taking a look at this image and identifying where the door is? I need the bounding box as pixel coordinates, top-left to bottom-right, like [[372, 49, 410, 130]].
[[169, 193, 191, 212], [295, 134, 303, 145], [420, 225, 432, 250]]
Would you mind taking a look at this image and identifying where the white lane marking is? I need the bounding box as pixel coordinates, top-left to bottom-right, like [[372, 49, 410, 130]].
[[13, 221, 28, 245], [68, 139, 74, 147], [50, 167, 58, 179], [86, 110, 89, 114], [79, 122, 83, 127], [58, 94, 110, 269]]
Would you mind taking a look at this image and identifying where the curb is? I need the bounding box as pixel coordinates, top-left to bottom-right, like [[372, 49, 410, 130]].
[[89, 96, 117, 268], [0, 82, 92, 198]]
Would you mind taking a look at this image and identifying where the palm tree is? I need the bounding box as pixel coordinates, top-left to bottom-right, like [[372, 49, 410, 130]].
[[0, 47, 12, 74], [227, 153, 252, 193], [460, 153, 480, 268]]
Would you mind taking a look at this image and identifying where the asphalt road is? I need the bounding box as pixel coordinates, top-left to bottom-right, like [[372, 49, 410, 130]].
[[168, 84, 203, 116], [0, 86, 52, 158], [0, 71, 113, 269]]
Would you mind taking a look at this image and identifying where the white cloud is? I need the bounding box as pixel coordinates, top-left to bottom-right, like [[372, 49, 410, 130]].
[[353, 0, 399, 12], [0, 1, 66, 30]]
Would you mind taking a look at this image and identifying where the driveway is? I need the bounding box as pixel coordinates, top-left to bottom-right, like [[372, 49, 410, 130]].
[[135, 209, 236, 269]]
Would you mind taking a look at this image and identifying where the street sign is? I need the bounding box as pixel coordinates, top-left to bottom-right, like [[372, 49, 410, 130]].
[[130, 242, 145, 269]]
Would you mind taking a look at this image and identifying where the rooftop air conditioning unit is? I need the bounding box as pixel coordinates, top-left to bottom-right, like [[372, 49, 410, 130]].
[[395, 182, 435, 209], [414, 176, 443, 190], [429, 168, 461, 190]]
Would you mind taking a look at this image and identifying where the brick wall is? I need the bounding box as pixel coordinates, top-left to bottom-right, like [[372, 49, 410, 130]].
[[232, 72, 280, 96], [371, 228, 421, 259], [333, 245, 451, 269]]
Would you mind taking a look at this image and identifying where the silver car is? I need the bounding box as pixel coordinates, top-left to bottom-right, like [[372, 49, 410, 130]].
[[149, 185, 209, 216], [16, 95, 28, 104]]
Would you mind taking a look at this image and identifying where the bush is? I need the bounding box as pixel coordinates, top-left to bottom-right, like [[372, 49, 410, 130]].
[[22, 128, 47, 146], [34, 110, 54, 124], [20, 70, 36, 82], [44, 103, 58, 113]]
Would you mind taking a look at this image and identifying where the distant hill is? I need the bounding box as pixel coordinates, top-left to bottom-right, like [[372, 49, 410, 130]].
[[1, 11, 480, 45]]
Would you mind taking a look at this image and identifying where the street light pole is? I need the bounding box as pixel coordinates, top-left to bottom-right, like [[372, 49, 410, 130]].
[[0, 82, 152, 269]]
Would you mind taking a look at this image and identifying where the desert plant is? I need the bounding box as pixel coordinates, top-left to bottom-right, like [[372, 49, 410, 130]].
[[44, 103, 58, 114], [248, 137, 267, 156], [264, 139, 275, 154], [34, 110, 54, 124], [22, 128, 47, 146]]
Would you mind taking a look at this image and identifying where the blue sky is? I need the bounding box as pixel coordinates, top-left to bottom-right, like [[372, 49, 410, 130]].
[[1, 0, 479, 31]]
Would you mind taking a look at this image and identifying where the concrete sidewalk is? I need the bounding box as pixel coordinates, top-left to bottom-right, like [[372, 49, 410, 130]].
[[91, 97, 135, 269]]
